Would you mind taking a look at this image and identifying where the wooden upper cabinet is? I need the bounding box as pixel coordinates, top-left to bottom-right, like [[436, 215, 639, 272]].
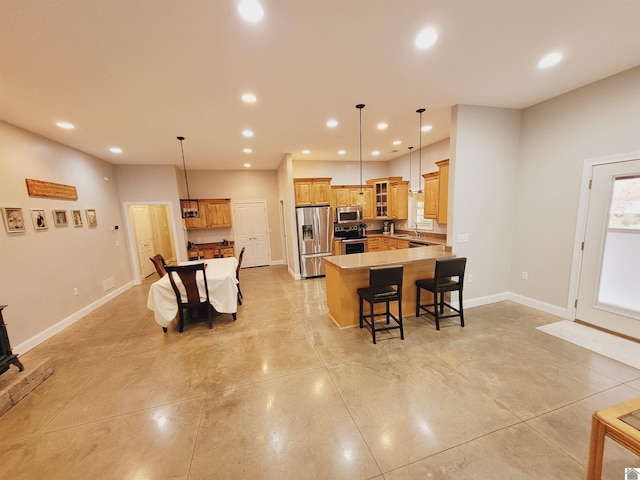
[[436, 159, 449, 224], [422, 159, 449, 223], [422, 172, 439, 219], [390, 180, 409, 219], [185, 199, 232, 229], [330, 184, 374, 219], [366, 177, 402, 219], [294, 178, 331, 206]]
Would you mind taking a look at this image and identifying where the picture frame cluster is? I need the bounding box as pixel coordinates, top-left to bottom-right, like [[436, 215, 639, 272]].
[[2, 207, 97, 233]]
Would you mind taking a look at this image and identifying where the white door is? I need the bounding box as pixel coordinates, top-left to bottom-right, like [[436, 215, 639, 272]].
[[130, 205, 155, 278], [233, 201, 271, 268], [576, 159, 640, 339]]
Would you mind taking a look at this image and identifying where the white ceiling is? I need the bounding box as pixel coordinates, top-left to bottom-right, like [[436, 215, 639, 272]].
[[2, 0, 640, 171]]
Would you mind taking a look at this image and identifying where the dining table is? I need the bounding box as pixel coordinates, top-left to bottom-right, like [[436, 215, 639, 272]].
[[147, 257, 238, 329]]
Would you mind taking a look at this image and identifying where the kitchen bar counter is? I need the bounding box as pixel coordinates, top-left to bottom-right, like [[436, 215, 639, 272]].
[[324, 246, 454, 328]]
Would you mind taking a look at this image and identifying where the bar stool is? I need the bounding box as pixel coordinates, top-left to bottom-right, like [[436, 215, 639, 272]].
[[415, 257, 467, 330], [358, 265, 404, 344]]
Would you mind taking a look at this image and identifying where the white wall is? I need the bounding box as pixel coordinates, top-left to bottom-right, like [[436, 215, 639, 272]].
[[292, 160, 388, 184], [450, 105, 521, 301], [184, 169, 283, 263], [115, 164, 187, 265], [512, 66, 640, 309], [0, 121, 133, 350]]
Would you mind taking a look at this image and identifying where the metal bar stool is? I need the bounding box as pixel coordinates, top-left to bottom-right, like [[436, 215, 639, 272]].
[[358, 265, 404, 344], [415, 257, 467, 330]]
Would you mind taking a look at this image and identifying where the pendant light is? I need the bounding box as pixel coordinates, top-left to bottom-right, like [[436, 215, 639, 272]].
[[407, 146, 414, 198], [415, 108, 425, 202], [177, 136, 200, 218], [356, 104, 366, 205]]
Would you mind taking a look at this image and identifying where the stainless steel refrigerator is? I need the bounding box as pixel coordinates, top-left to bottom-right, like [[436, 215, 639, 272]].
[[296, 205, 333, 278]]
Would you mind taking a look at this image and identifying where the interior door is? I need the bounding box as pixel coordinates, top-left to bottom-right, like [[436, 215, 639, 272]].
[[576, 159, 640, 339], [233, 201, 271, 268], [130, 205, 155, 278]]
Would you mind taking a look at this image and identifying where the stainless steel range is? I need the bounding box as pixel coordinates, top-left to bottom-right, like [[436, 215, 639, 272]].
[[334, 224, 368, 255]]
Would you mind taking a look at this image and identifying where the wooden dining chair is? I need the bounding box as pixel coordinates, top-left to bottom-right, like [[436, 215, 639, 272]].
[[236, 247, 246, 305], [165, 263, 212, 332], [149, 254, 167, 277]]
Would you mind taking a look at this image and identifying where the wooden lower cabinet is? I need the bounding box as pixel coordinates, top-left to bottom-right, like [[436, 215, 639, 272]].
[[188, 243, 235, 259], [367, 236, 409, 252], [367, 237, 384, 252]]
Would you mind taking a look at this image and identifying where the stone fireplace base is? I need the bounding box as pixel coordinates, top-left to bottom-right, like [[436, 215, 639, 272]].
[[0, 358, 54, 417]]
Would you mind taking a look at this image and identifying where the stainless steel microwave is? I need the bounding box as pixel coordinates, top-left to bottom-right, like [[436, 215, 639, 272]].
[[336, 206, 363, 223]]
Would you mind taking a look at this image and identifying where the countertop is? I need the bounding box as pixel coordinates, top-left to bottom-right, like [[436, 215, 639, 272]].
[[324, 245, 451, 270]]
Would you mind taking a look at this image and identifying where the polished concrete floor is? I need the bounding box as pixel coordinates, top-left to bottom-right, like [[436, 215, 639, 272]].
[[1, 265, 639, 479]]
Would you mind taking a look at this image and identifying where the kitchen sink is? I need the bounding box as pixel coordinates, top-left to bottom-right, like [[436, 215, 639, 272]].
[[394, 234, 412, 238]]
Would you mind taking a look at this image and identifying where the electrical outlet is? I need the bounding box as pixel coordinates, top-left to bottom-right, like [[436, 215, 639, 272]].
[[73, 287, 79, 296], [468, 274, 473, 283], [522, 271, 529, 280]]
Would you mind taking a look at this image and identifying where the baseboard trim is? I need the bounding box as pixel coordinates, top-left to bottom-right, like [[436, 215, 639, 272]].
[[14, 281, 136, 355]]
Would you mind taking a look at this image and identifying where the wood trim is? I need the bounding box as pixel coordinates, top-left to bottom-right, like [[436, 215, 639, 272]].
[[25, 178, 78, 200]]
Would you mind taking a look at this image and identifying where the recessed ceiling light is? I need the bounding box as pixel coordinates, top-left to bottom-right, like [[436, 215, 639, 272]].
[[238, 0, 264, 23], [421, 124, 433, 132], [326, 119, 338, 128], [109, 147, 123, 154], [372, 150, 380, 156], [393, 140, 402, 145], [538, 51, 563, 69], [242, 129, 254, 137], [56, 121, 74, 129], [415, 27, 438, 49], [338, 150, 346, 155], [241, 93, 257, 103], [243, 148, 252, 153], [244, 163, 252, 168], [302, 149, 310, 154], [377, 122, 388, 130]]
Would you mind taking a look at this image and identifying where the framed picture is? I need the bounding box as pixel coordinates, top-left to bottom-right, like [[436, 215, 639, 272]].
[[72, 209, 83, 227], [2, 207, 26, 233], [53, 210, 68, 226], [31, 209, 48, 230], [85, 209, 97, 227]]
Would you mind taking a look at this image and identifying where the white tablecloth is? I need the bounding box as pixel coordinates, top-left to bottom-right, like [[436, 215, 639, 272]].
[[146, 257, 238, 328]]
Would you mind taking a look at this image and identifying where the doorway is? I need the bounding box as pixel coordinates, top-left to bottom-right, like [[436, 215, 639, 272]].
[[574, 156, 640, 339], [232, 200, 271, 268], [127, 204, 177, 281]]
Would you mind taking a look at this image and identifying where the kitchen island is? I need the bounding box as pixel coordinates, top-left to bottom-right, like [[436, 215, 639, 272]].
[[324, 245, 454, 328]]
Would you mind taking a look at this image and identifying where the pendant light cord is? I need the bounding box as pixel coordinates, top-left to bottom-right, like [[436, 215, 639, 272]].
[[408, 146, 414, 192], [177, 136, 191, 200], [416, 108, 425, 193], [356, 104, 365, 194]]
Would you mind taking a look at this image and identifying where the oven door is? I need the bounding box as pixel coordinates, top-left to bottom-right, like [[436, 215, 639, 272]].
[[340, 238, 368, 255]]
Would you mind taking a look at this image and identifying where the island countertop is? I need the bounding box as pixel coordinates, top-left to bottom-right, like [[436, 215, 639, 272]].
[[324, 245, 451, 270], [324, 246, 454, 328]]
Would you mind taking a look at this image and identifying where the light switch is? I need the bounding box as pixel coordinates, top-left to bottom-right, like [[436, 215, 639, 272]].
[[457, 233, 469, 243]]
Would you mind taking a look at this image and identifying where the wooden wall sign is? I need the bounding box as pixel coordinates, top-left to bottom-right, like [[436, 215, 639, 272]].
[[25, 179, 78, 200]]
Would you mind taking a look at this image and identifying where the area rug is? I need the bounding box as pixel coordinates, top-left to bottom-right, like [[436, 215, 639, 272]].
[[537, 320, 640, 370]]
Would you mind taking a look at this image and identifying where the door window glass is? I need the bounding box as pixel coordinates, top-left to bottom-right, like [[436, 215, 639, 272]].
[[597, 175, 640, 316]]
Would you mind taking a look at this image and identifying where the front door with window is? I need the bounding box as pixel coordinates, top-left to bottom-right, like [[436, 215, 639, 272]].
[[576, 158, 640, 339]]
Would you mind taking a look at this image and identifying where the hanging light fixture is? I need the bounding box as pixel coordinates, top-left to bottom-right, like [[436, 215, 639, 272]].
[[356, 104, 367, 205], [415, 108, 426, 202], [408, 146, 414, 198], [177, 136, 200, 218]]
